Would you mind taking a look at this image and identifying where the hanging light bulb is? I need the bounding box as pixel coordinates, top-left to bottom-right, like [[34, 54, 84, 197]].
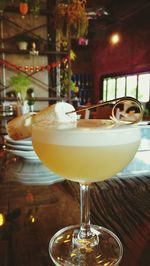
[[110, 32, 121, 45]]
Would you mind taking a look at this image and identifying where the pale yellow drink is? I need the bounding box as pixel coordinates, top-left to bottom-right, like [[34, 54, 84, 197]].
[[32, 119, 141, 183]]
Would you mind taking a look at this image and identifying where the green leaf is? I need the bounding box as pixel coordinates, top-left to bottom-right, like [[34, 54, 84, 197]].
[[9, 74, 31, 95]]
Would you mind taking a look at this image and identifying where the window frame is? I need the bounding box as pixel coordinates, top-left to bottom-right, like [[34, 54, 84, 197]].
[[101, 70, 150, 103]]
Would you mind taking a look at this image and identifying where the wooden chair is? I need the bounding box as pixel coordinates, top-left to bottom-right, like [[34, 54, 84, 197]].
[[93, 105, 113, 119]]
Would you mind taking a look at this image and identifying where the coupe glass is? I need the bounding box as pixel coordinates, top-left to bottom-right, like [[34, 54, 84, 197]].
[[32, 108, 142, 265]]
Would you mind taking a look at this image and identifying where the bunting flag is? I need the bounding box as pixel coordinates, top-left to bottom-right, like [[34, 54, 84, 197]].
[[0, 55, 70, 75]]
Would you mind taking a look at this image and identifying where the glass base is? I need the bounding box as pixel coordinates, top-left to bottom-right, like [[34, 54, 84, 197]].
[[49, 225, 123, 266]]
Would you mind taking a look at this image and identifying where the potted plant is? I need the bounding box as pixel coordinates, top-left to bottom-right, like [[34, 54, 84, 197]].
[[16, 33, 31, 50], [16, 32, 40, 52], [29, 0, 40, 17], [19, 0, 29, 19], [9, 73, 31, 114]]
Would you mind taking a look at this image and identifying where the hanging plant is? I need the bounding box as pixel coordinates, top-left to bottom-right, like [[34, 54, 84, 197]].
[[61, 50, 78, 97], [54, 0, 88, 42], [19, 1, 28, 18], [29, 0, 40, 17]]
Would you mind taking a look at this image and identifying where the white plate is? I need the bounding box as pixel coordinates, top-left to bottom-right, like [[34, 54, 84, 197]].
[[4, 147, 38, 160], [5, 142, 33, 151], [4, 135, 32, 146], [13, 176, 64, 185]]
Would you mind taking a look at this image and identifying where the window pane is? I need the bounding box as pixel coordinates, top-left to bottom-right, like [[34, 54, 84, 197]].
[[138, 74, 150, 102], [116, 77, 125, 98], [126, 75, 137, 98], [107, 78, 116, 100], [103, 79, 107, 101], [102, 72, 150, 103]]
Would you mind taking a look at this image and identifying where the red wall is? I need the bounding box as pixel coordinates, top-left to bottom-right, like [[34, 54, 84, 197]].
[[73, 9, 150, 103], [91, 20, 150, 102], [72, 46, 92, 74]]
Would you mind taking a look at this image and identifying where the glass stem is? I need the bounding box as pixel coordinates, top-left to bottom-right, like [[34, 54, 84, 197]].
[[78, 183, 93, 239]]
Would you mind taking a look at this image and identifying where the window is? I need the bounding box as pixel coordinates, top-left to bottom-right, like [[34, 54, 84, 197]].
[[102, 72, 150, 103]]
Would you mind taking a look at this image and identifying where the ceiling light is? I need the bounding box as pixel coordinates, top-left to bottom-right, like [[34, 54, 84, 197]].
[[110, 32, 121, 45]]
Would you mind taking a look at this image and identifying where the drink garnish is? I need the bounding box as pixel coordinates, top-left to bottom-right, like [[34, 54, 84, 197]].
[[66, 96, 143, 125]]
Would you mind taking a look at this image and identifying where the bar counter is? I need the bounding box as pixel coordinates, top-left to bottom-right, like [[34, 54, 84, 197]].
[[0, 145, 150, 265]]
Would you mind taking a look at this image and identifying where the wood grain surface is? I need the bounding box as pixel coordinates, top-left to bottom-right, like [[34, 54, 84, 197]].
[[67, 175, 150, 266], [0, 156, 150, 266]]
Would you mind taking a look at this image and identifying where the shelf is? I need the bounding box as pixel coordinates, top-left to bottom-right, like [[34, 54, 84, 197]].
[[0, 96, 68, 102], [0, 7, 71, 104], [0, 49, 68, 56]]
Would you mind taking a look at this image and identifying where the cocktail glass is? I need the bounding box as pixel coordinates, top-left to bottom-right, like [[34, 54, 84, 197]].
[[32, 103, 142, 265]]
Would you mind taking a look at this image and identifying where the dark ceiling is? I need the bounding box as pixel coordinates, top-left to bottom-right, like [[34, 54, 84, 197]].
[[3, 0, 150, 43], [6, 0, 150, 20], [84, 0, 150, 40], [4, 0, 150, 27], [86, 0, 150, 19]]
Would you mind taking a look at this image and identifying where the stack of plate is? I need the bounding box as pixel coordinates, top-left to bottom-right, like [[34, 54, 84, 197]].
[[3, 135, 64, 185], [4, 135, 39, 160], [0, 105, 15, 135]]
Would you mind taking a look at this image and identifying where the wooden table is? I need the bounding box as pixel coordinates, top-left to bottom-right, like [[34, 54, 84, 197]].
[[0, 152, 150, 265], [69, 175, 150, 266]]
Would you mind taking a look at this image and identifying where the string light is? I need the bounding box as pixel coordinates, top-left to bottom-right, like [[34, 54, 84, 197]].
[[0, 55, 70, 74]]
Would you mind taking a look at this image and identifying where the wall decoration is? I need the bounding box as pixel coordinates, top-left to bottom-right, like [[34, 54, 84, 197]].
[[0, 55, 70, 74]]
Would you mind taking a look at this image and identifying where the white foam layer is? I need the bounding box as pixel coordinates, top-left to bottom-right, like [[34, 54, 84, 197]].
[[32, 119, 141, 147]]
